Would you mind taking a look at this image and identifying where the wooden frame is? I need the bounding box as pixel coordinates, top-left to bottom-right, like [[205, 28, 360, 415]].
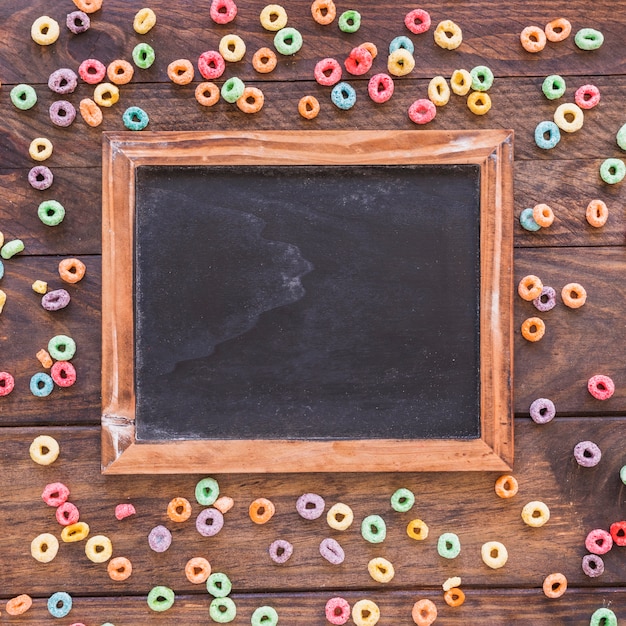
[[102, 130, 514, 474]]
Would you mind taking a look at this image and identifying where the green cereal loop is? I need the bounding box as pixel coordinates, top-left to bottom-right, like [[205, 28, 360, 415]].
[[390, 488, 415, 512], [209, 597, 237, 623], [195, 476, 220, 505], [48, 335, 77, 361], [147, 585, 175, 612], [437, 532, 461, 559], [122, 106, 149, 131], [1, 239, 24, 259], [274, 27, 303, 56], [38, 200, 65, 226], [470, 66, 494, 92], [10, 84, 37, 110], [542, 75, 566, 100], [132, 42, 155, 69], [361, 514, 386, 543], [575, 28, 604, 50], [221, 77, 245, 103], [251, 606, 279, 626], [206, 572, 232, 598], [338, 10, 361, 33], [621, 465, 626, 485], [616, 123, 626, 151], [519, 207, 541, 232], [599, 158, 626, 185], [590, 607, 617, 626]]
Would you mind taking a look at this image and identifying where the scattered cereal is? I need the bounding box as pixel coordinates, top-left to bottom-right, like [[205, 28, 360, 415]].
[[494, 474, 518, 498], [554, 102, 584, 133], [405, 9, 431, 34], [390, 487, 415, 512], [325, 597, 350, 625], [520, 25, 546, 52], [42, 289, 71, 311], [574, 28, 604, 50], [311, 0, 336, 25], [31, 16, 60, 45], [361, 514, 386, 543], [338, 10, 361, 33], [544, 18, 571, 42], [211, 0, 237, 24], [574, 440, 602, 467], [260, 4, 287, 31], [268, 538, 293, 564], [6, 594, 33, 616], [481, 541, 508, 569], [167, 496, 191, 522], [148, 524, 172, 552], [534, 120, 561, 150], [185, 556, 211, 583], [108, 556, 133, 581], [31, 533, 59, 562], [42, 481, 70, 506], [542, 75, 566, 100], [575, 84, 600, 109], [582, 553, 604, 577], [411, 598, 437, 625], [587, 375, 614, 400], [585, 528, 613, 555], [85, 535, 113, 563], [521, 501, 550, 527], [437, 532, 461, 558], [599, 158, 626, 184], [207, 572, 232, 597], [367, 556, 394, 582], [133, 8, 156, 34], [78, 59, 106, 84], [220, 34, 246, 62], [320, 537, 345, 564], [147, 585, 175, 612], [66, 10, 90, 34], [434, 19, 462, 50], [0, 371, 15, 396], [47, 591, 72, 618], [543, 572, 567, 598], [196, 507, 225, 536], [29, 434, 59, 465], [529, 397, 556, 424], [353, 599, 380, 626], [586, 199, 608, 227], [327, 502, 353, 531], [296, 492, 325, 519]]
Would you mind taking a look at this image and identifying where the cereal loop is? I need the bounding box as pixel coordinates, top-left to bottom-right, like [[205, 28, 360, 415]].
[[345, 46, 373, 76], [147, 586, 175, 612], [29, 138, 53, 162], [222, 77, 245, 103], [320, 537, 345, 564], [521, 501, 550, 527], [327, 502, 354, 531], [311, 0, 336, 25], [367, 556, 395, 583], [575, 84, 600, 110], [467, 91, 491, 115], [390, 487, 415, 512], [11, 84, 37, 110], [47, 591, 72, 618], [214, 496, 234, 514], [331, 82, 356, 110], [610, 520, 626, 546], [0, 371, 15, 396], [518, 275, 543, 301], [85, 534, 113, 563], [543, 573, 567, 598], [529, 397, 556, 424], [196, 508, 224, 537], [600, 158, 626, 185], [583, 554, 604, 578], [575, 28, 604, 50], [315, 58, 342, 86], [554, 103, 584, 133], [185, 556, 211, 583], [31, 16, 60, 45], [198, 51, 226, 80], [260, 4, 287, 31], [411, 599, 437, 626], [520, 208, 541, 230], [134, 8, 156, 34], [545, 18, 571, 42], [407, 518, 429, 540], [296, 492, 325, 520], [368, 73, 394, 103], [521, 317, 545, 342], [107, 60, 134, 85], [561, 282, 587, 309], [94, 83, 120, 108], [325, 597, 350, 625], [211, 0, 237, 25], [31, 372, 53, 397], [195, 82, 220, 107], [359, 41, 378, 59], [434, 20, 462, 50], [207, 572, 232, 598], [481, 541, 508, 569], [444, 588, 465, 607], [532, 203, 554, 227], [520, 26, 546, 52], [249, 497, 275, 524], [387, 48, 415, 76], [6, 594, 33, 616], [133, 43, 156, 69], [405, 9, 431, 34], [108, 556, 133, 581], [251, 606, 278, 626], [79, 98, 103, 127], [535, 120, 561, 150], [338, 10, 361, 33], [274, 27, 303, 56], [268, 538, 293, 564], [167, 496, 192, 522], [73, 0, 102, 14], [42, 482, 70, 508], [237, 87, 264, 114], [437, 532, 461, 558], [428, 76, 450, 106], [59, 258, 86, 283], [298, 95, 320, 119], [361, 514, 386, 543], [494, 474, 518, 498], [61, 522, 90, 542], [352, 599, 380, 626], [590, 608, 617, 626], [148, 524, 172, 552], [29, 434, 59, 465], [408, 99, 436, 125], [450, 69, 471, 95], [252, 47, 277, 73], [79, 59, 106, 84], [219, 34, 246, 62], [56, 501, 80, 525], [574, 440, 602, 466], [587, 375, 614, 401], [31, 533, 59, 562], [67, 10, 91, 34], [542, 75, 566, 100], [585, 528, 613, 555]]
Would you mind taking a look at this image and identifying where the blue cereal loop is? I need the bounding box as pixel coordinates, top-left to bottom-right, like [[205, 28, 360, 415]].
[[389, 35, 414, 55], [0, 259, 4, 280], [48, 591, 72, 618], [520, 207, 541, 232], [331, 82, 356, 110], [534, 120, 560, 150], [122, 106, 149, 131], [30, 372, 54, 397]]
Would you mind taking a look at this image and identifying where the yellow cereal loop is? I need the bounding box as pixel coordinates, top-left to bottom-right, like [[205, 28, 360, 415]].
[[0, 289, 6, 314], [31, 16, 60, 46], [368, 557, 395, 583], [61, 521, 90, 542], [327, 502, 354, 531], [85, 534, 113, 563], [387, 48, 415, 77], [451, 69, 471, 95], [467, 91, 491, 115], [93, 83, 120, 107], [260, 4, 288, 31], [407, 518, 429, 540], [29, 138, 53, 162], [134, 8, 157, 34], [521, 500, 550, 527], [481, 541, 508, 569], [553, 102, 584, 133], [352, 599, 380, 626], [219, 34, 246, 62], [443, 576, 461, 591], [32, 280, 48, 294], [428, 76, 450, 106], [31, 533, 59, 562], [29, 434, 59, 465], [434, 20, 463, 50]]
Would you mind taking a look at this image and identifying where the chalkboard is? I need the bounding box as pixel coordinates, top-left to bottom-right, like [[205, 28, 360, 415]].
[[102, 130, 514, 473]]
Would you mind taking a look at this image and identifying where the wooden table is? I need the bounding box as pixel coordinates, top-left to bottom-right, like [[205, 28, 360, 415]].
[[1, 0, 625, 623]]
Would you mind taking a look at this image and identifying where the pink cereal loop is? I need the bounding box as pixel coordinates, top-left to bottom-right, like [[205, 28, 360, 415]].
[[42, 482, 70, 507], [585, 528, 613, 555], [368, 73, 394, 103], [408, 99, 436, 125], [405, 9, 431, 34], [314, 58, 342, 86], [210, 0, 237, 24], [575, 84, 600, 109], [587, 374, 615, 400], [115, 503, 136, 520], [325, 596, 351, 625], [344, 46, 373, 76]]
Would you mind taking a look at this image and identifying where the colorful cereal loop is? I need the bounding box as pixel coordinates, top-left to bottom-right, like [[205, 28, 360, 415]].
[[529, 397, 556, 424], [481, 541, 508, 569], [408, 99, 436, 124], [521, 501, 550, 527], [38, 200, 65, 226], [1, 239, 24, 259], [29, 138, 53, 161], [617, 123, 626, 151], [437, 532, 461, 558], [185, 556, 211, 583], [532, 203, 554, 227], [545, 18, 571, 42], [167, 59, 194, 85], [450, 69, 471, 95], [48, 334, 76, 361], [6, 594, 33, 616], [325, 596, 350, 625], [590, 608, 617, 626], [585, 528, 613, 555], [520, 25, 546, 52], [494, 474, 518, 498], [391, 487, 415, 512], [123, 106, 150, 131], [532, 285, 555, 311], [249, 497, 275, 524], [236, 87, 264, 114], [582, 554, 604, 578], [260, 4, 287, 31], [214, 496, 234, 514], [198, 51, 226, 80], [389, 35, 414, 55], [73, 0, 102, 14], [331, 82, 357, 110], [108, 556, 133, 581], [542, 75, 566, 100], [196, 507, 224, 536], [93, 83, 119, 107], [428, 76, 450, 106], [29, 434, 59, 465], [543, 572, 567, 598], [359, 42, 378, 59], [311, 0, 336, 25], [368, 557, 395, 583], [56, 501, 80, 525], [320, 537, 345, 564], [148, 524, 172, 552], [610, 520, 626, 546], [269, 539, 293, 564], [575, 28, 604, 50], [274, 27, 303, 55], [434, 20, 462, 50], [11, 84, 37, 110], [575, 84, 600, 109], [443, 588, 465, 607], [534, 121, 561, 150], [296, 492, 326, 520], [31, 16, 60, 45], [207, 572, 232, 598], [30, 372, 54, 397], [49, 100, 76, 127], [167, 496, 192, 522], [405, 9, 431, 34], [48, 591, 72, 618], [327, 502, 354, 530], [368, 73, 394, 103], [315, 58, 342, 86], [561, 282, 587, 309], [407, 518, 429, 540], [252, 47, 277, 73], [85, 534, 113, 563], [470, 65, 494, 91], [0, 371, 15, 396], [31, 533, 59, 562], [195, 82, 220, 107], [411, 599, 437, 625], [352, 599, 380, 626], [211, 0, 237, 25], [554, 102, 584, 133], [345, 46, 373, 75], [133, 42, 156, 69], [600, 158, 626, 184], [338, 10, 361, 33], [574, 440, 602, 466], [467, 91, 491, 115], [133, 8, 156, 33], [79, 58, 106, 84], [67, 10, 91, 34], [521, 317, 545, 342], [298, 95, 320, 119], [361, 514, 386, 543], [518, 275, 543, 301], [61, 522, 90, 542], [79, 98, 103, 127], [209, 597, 237, 622], [251, 606, 279, 626], [107, 59, 134, 85], [222, 77, 245, 103], [219, 34, 246, 62], [387, 48, 414, 76], [147, 586, 175, 612]]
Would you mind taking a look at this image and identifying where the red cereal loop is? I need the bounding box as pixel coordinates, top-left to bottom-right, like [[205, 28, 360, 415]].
[[325, 596, 351, 625], [610, 521, 626, 546], [408, 99, 436, 125], [344, 46, 373, 76], [56, 501, 80, 526], [42, 482, 70, 507], [368, 73, 394, 103], [587, 374, 615, 400], [0, 371, 15, 396], [198, 51, 226, 80], [575, 84, 600, 109], [115, 503, 136, 520], [405, 9, 431, 34], [78, 58, 106, 84], [314, 57, 342, 86], [210, 0, 237, 24], [51, 360, 77, 388], [585, 528, 613, 555]]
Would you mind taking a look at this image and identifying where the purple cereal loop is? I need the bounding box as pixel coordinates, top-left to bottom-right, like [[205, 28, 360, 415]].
[[532, 285, 556, 312], [28, 165, 54, 190], [49, 101, 76, 128], [574, 440, 602, 467], [148, 524, 172, 552], [195, 507, 224, 537], [296, 493, 325, 520], [48, 69, 78, 95], [319, 537, 345, 565], [42, 289, 71, 311], [529, 398, 556, 424], [582, 553, 604, 577], [268, 539, 293, 564], [66, 10, 90, 34]]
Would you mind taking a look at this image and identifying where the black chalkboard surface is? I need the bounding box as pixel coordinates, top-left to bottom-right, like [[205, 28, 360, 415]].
[[134, 164, 481, 441]]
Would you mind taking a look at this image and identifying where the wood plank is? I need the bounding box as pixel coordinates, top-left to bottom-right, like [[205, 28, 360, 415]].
[[3, 419, 626, 596]]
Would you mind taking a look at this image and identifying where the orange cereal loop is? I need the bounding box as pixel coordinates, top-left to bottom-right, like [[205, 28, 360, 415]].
[[543, 572, 567, 598], [107, 60, 135, 85], [213, 496, 234, 514], [167, 59, 195, 85], [532, 203, 554, 228], [520, 25, 546, 52], [79, 98, 103, 127], [59, 258, 86, 283], [561, 282, 587, 309], [412, 598, 438, 626], [108, 556, 133, 581], [237, 87, 264, 114], [252, 47, 277, 74], [359, 41, 378, 59], [298, 95, 320, 120], [185, 556, 211, 584], [518, 274, 543, 301], [545, 18, 571, 42], [167, 496, 192, 522], [586, 199, 608, 227], [6, 594, 33, 616], [521, 316, 545, 342], [311, 0, 336, 25], [73, 0, 103, 13], [443, 587, 465, 607], [494, 474, 518, 498], [195, 82, 220, 107], [249, 497, 275, 524]]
